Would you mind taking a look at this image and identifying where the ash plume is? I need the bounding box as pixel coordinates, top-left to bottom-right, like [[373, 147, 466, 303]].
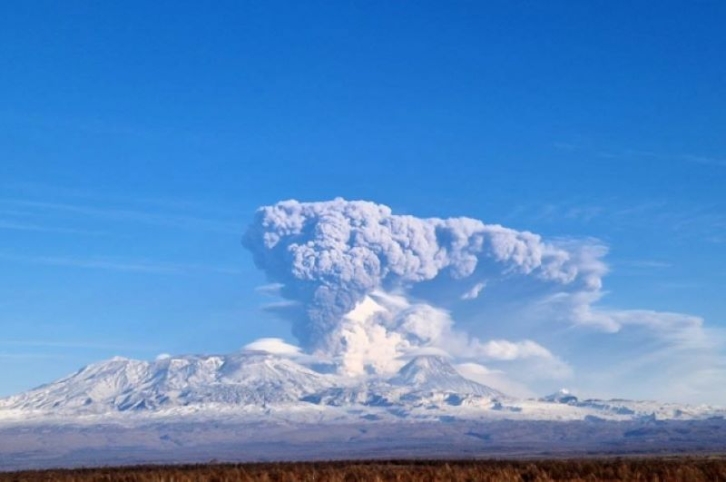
[[242, 198, 606, 375]]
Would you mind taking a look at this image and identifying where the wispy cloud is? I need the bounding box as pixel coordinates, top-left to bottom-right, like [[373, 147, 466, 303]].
[[619, 260, 672, 269], [0, 110, 219, 147], [656, 281, 700, 290], [681, 154, 726, 168], [255, 283, 285, 296], [0, 353, 71, 360], [608, 259, 673, 277], [0, 340, 155, 351], [0, 181, 248, 241], [528, 203, 605, 224], [0, 199, 241, 234], [552, 141, 726, 169], [3, 181, 243, 214], [0, 253, 241, 275], [0, 219, 103, 235], [552, 141, 578, 151], [508, 198, 725, 242], [0, 340, 156, 363]]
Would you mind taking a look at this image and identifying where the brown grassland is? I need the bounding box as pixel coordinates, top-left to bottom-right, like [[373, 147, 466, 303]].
[[2, 458, 726, 482]]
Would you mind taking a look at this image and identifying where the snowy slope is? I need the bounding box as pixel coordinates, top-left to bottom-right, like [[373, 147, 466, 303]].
[[390, 355, 503, 397], [300, 355, 502, 408], [2, 352, 725, 472], [0, 352, 334, 414], [0, 352, 723, 424]]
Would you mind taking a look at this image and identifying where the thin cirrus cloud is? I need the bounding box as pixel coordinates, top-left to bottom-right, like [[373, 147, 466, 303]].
[[507, 198, 725, 244], [1, 340, 128, 349], [1, 199, 242, 234], [0, 189, 244, 280], [0, 218, 104, 235], [0, 339, 158, 353], [619, 260, 672, 269], [0, 253, 241, 275], [552, 141, 726, 168], [3, 181, 242, 214], [681, 154, 726, 168], [544, 143, 726, 235], [0, 353, 72, 360]]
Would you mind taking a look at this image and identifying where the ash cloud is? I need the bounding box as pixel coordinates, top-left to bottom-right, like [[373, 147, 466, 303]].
[[242, 199, 722, 401], [242, 199, 599, 373]]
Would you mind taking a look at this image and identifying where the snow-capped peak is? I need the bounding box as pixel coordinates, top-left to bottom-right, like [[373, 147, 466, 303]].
[[542, 389, 578, 404], [2, 352, 724, 424], [1, 352, 335, 413], [390, 355, 503, 397]]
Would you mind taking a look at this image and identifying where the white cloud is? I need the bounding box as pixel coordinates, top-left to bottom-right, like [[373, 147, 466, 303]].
[[255, 283, 285, 296], [474, 339, 555, 361], [461, 282, 486, 300], [455, 362, 535, 398], [243, 338, 302, 357], [398, 347, 452, 359]]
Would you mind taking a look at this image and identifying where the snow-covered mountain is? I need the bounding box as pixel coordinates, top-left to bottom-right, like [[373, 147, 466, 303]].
[[301, 355, 502, 408], [0, 352, 723, 423], [0, 352, 334, 413], [541, 389, 578, 404], [391, 356, 503, 397]]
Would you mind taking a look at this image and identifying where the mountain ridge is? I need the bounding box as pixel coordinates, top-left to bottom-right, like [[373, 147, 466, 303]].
[[1, 352, 723, 424]]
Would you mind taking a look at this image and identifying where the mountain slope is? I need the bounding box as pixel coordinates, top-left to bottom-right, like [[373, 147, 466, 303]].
[[1, 353, 724, 423], [302, 355, 504, 408], [390, 355, 504, 397], [1, 352, 334, 413]]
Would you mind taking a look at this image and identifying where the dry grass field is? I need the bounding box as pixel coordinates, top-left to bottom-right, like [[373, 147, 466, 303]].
[[1, 458, 726, 482]]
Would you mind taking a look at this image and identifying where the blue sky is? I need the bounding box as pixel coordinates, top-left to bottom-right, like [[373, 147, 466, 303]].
[[1, 1, 724, 400]]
